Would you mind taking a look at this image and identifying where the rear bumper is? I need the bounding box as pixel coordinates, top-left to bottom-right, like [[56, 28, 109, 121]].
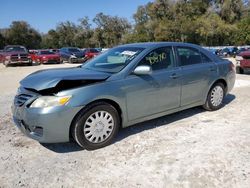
[[12, 103, 82, 143]]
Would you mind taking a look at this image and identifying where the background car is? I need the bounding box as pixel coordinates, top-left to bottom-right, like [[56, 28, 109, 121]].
[[236, 47, 248, 55], [59, 47, 85, 63], [235, 51, 250, 74], [82, 48, 100, 62], [1, 45, 32, 67], [0, 50, 4, 63], [32, 50, 61, 64]]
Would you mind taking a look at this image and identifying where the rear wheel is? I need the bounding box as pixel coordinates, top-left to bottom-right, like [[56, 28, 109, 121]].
[[203, 82, 225, 111], [68, 58, 73, 64], [72, 102, 120, 150]]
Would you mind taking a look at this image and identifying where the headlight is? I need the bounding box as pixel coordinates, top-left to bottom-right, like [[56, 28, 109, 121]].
[[30, 95, 71, 108], [70, 55, 76, 58], [5, 55, 11, 60], [235, 55, 243, 61], [42, 56, 47, 59]]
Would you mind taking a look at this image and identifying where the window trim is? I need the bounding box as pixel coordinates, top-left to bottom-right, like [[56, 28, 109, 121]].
[[133, 46, 177, 73], [175, 46, 203, 67], [200, 51, 214, 64]]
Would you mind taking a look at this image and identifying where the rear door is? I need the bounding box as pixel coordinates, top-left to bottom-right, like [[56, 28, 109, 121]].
[[176, 46, 217, 106], [124, 46, 182, 121]]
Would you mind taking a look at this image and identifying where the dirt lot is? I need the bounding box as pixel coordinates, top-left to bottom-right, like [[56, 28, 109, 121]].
[[0, 61, 250, 188]]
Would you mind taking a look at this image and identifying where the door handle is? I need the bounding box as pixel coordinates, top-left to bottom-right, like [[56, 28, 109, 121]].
[[170, 73, 179, 79]]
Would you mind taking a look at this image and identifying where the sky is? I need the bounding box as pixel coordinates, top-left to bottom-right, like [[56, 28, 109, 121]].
[[0, 0, 151, 33]]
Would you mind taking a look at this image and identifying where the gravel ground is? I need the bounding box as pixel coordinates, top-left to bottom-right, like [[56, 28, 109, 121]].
[[0, 62, 250, 188]]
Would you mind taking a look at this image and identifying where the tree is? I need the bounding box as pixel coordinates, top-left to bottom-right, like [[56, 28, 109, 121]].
[[0, 33, 5, 49], [235, 15, 250, 45], [75, 17, 94, 47], [215, 0, 244, 23], [93, 13, 131, 47], [5, 21, 41, 49], [41, 29, 60, 48], [56, 21, 78, 47]]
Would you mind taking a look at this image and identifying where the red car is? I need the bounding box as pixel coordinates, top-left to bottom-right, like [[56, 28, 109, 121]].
[[236, 50, 250, 74], [83, 48, 100, 62], [0, 50, 4, 63], [33, 50, 61, 64], [1, 45, 32, 67]]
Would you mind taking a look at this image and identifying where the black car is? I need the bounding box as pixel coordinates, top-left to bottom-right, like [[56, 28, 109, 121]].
[[59, 47, 85, 63]]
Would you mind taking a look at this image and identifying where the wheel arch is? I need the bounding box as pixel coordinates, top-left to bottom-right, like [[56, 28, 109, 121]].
[[69, 98, 123, 140], [212, 78, 228, 94], [203, 78, 228, 105]]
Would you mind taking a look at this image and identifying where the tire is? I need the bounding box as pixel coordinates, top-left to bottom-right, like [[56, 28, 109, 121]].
[[59, 58, 63, 64], [71, 102, 120, 150], [3, 61, 9, 67], [236, 66, 244, 74], [68, 58, 73, 64], [203, 82, 225, 111]]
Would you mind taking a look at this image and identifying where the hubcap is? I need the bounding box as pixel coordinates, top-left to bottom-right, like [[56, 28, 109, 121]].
[[83, 111, 114, 143], [211, 86, 224, 107]]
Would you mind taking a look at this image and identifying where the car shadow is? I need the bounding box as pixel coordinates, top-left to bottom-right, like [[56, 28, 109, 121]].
[[40, 142, 83, 153], [41, 94, 235, 153], [6, 63, 40, 67]]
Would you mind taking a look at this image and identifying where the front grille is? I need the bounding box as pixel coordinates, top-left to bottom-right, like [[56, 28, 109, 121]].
[[11, 54, 29, 61], [14, 94, 33, 106]]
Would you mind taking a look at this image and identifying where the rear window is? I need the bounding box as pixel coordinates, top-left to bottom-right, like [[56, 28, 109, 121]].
[[68, 48, 81, 53], [90, 49, 99, 53], [39, 51, 55, 55], [177, 47, 202, 66]]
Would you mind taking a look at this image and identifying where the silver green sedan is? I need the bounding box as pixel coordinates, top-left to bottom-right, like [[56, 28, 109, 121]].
[[12, 42, 235, 150]]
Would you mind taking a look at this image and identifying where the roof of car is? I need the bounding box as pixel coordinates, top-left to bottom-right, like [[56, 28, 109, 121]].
[[239, 50, 250, 56], [118, 42, 200, 49], [5, 45, 26, 48]]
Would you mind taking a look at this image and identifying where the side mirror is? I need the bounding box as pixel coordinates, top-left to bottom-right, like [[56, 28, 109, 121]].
[[133, 65, 152, 75]]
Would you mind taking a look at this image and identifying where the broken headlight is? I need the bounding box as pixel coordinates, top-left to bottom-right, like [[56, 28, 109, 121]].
[[30, 95, 71, 108]]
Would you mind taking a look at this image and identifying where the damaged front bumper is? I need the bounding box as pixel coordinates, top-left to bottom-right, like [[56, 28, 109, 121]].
[[12, 102, 83, 143]]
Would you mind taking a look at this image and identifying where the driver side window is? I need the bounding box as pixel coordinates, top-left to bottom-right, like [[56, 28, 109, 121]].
[[138, 47, 174, 71]]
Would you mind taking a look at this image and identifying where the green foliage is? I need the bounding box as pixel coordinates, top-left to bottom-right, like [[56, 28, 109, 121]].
[[235, 15, 250, 45], [126, 0, 247, 46], [3, 21, 41, 49], [0, 0, 250, 49], [0, 33, 5, 49]]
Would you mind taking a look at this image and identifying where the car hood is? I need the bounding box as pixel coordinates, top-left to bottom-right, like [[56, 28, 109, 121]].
[[5, 52, 28, 55], [20, 67, 111, 91]]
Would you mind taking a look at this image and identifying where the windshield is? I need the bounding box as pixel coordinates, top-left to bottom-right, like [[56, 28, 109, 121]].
[[68, 48, 81, 53], [82, 47, 144, 73], [39, 50, 55, 55], [5, 46, 27, 53]]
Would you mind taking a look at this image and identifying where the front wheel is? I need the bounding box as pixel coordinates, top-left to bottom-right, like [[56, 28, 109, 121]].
[[203, 83, 225, 111], [3, 61, 9, 67], [72, 102, 120, 150]]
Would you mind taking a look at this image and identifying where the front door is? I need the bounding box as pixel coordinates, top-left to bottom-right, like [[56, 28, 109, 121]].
[[124, 47, 182, 121]]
